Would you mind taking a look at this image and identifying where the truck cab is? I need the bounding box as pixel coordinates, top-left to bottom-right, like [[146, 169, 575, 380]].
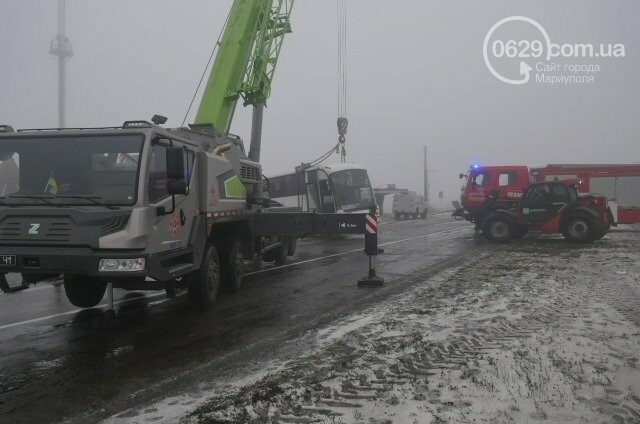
[[0, 121, 259, 309], [460, 165, 530, 225]]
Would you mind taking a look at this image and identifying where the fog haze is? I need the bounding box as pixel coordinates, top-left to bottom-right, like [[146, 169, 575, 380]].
[[1, 0, 639, 206]]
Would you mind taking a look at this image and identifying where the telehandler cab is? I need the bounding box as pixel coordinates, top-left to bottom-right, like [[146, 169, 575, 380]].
[[483, 180, 614, 243]]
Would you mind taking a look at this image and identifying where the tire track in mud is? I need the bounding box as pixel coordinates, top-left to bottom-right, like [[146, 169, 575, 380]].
[[188, 230, 640, 424]]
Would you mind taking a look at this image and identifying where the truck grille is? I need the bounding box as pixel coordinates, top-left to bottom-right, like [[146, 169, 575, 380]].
[[0, 220, 72, 242], [240, 164, 261, 183]]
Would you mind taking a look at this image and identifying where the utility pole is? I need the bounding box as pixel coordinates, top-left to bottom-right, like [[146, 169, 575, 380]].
[[49, 0, 73, 128], [423, 145, 429, 207]]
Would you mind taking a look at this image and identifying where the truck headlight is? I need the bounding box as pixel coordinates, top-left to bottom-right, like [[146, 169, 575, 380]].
[[99, 258, 145, 272]]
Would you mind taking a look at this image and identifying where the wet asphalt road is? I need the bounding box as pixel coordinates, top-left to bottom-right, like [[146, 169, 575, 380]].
[[0, 213, 488, 424]]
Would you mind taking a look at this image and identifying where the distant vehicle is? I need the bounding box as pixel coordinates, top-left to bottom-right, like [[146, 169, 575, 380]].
[[483, 180, 614, 243], [392, 193, 427, 220], [268, 163, 377, 214]]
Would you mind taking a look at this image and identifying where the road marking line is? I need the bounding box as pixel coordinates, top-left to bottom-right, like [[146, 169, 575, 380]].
[[247, 227, 462, 275], [0, 226, 465, 331], [0, 291, 170, 331]]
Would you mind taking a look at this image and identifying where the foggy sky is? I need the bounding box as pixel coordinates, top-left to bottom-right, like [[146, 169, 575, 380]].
[[0, 1, 639, 206]]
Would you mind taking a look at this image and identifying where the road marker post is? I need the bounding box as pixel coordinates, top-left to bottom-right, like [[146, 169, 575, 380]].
[[358, 212, 384, 287]]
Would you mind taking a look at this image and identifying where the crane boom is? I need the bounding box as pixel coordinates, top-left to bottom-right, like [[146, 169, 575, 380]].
[[194, 0, 294, 139]]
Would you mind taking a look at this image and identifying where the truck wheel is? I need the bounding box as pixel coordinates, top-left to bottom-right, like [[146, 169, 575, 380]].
[[484, 215, 513, 243], [274, 243, 287, 266], [562, 216, 596, 243], [221, 239, 245, 293], [64, 275, 107, 308], [287, 237, 297, 256], [188, 245, 221, 311]]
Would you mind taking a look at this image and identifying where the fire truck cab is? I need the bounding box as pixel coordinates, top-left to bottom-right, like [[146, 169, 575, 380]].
[[459, 165, 530, 226]]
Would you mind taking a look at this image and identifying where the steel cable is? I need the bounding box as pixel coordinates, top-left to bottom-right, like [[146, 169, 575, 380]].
[[180, 9, 231, 127]]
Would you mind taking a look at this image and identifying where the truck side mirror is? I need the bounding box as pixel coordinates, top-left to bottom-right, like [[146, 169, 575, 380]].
[[166, 147, 185, 180], [168, 180, 188, 195], [166, 147, 188, 195]]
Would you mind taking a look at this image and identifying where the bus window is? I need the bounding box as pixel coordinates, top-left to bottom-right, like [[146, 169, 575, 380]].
[[329, 169, 375, 211]]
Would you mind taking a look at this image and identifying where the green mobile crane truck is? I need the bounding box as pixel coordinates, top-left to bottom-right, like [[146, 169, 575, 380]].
[[0, 0, 370, 311]]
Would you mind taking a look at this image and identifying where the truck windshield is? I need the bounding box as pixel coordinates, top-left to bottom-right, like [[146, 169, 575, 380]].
[[0, 134, 143, 206], [329, 169, 376, 211]]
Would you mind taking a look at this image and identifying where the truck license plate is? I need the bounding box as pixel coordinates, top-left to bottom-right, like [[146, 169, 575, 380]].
[[0, 255, 16, 267]]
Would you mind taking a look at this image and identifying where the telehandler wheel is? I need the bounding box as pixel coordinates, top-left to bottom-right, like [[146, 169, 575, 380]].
[[221, 239, 245, 293], [188, 245, 221, 311], [562, 215, 597, 243], [484, 215, 513, 243], [594, 219, 612, 240], [63, 275, 107, 308]]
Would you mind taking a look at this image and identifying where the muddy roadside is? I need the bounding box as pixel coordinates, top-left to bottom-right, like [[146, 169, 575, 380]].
[[175, 227, 640, 424]]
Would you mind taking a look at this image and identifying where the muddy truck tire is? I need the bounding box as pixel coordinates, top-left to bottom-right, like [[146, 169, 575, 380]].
[[188, 245, 221, 311], [220, 239, 245, 293], [273, 240, 287, 266], [263, 237, 288, 266], [287, 237, 297, 257], [64, 275, 107, 308]]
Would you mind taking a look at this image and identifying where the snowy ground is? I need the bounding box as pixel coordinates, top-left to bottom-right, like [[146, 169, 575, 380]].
[[116, 226, 640, 424]]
